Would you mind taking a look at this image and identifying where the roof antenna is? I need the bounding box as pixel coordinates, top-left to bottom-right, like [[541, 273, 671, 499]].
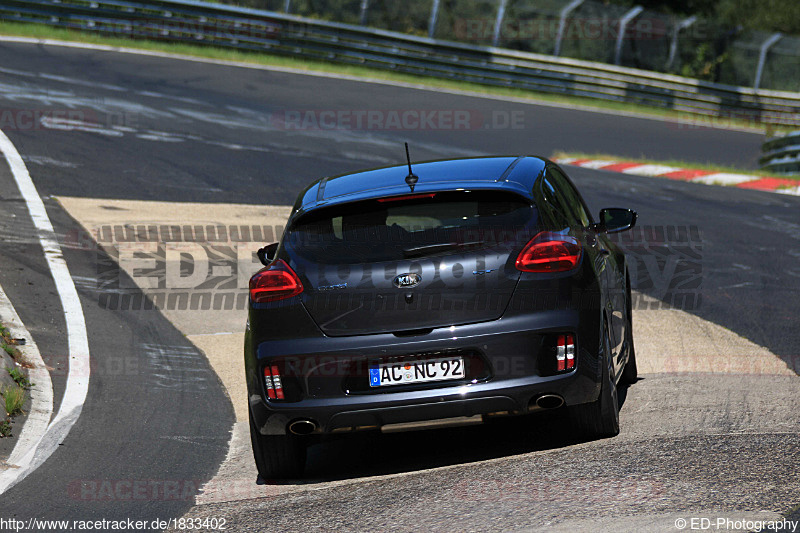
[[404, 142, 419, 192]]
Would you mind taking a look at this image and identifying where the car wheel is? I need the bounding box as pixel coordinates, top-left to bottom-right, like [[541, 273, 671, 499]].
[[621, 276, 638, 385], [249, 410, 307, 480], [569, 321, 620, 439]]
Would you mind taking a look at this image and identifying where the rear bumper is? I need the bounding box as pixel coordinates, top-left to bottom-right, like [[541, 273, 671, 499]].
[[251, 370, 598, 435], [247, 311, 603, 435]]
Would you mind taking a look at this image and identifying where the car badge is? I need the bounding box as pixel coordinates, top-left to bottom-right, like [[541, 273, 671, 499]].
[[393, 273, 421, 288]]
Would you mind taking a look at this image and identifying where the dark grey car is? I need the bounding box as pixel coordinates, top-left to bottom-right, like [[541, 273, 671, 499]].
[[245, 156, 638, 478]]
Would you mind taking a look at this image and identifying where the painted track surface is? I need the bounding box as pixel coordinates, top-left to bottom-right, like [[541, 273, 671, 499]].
[[0, 165, 232, 523], [0, 41, 797, 530]]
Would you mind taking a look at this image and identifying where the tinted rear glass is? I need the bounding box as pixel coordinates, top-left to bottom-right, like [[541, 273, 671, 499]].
[[284, 191, 537, 264]]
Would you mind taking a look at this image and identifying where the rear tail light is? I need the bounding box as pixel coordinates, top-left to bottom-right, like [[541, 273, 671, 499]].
[[264, 364, 285, 400], [556, 334, 576, 372], [249, 259, 303, 303], [515, 232, 582, 273]]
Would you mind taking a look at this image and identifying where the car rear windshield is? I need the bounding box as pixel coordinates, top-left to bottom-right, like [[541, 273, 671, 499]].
[[284, 191, 538, 264]]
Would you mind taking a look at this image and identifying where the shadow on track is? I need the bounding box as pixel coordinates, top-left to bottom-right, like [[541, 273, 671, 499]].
[[282, 383, 638, 482]]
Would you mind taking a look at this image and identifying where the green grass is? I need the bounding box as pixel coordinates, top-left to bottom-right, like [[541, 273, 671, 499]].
[[0, 20, 785, 134], [7, 367, 32, 389], [0, 326, 29, 437], [0, 322, 21, 360], [551, 150, 800, 182], [2, 384, 25, 417]]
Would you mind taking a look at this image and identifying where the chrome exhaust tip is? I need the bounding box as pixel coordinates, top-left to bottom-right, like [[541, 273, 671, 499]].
[[535, 394, 565, 410], [287, 419, 318, 435]]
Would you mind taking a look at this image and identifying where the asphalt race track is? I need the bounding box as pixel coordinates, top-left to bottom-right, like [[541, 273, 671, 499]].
[[0, 40, 797, 532]]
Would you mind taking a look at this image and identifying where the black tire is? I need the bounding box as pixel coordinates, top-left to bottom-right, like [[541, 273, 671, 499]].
[[249, 410, 307, 480], [621, 277, 638, 385], [569, 322, 620, 439]]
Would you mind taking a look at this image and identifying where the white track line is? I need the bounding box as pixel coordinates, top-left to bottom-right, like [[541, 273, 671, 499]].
[[0, 129, 90, 494], [0, 282, 53, 473]]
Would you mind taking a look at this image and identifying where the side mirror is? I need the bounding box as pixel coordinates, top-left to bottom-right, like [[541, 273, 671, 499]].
[[256, 242, 279, 266], [597, 208, 637, 234]]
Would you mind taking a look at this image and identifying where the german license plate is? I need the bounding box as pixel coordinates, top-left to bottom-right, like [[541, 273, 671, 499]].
[[369, 356, 465, 387]]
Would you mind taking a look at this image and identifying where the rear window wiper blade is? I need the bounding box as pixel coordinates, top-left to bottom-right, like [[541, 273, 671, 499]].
[[402, 241, 485, 258]]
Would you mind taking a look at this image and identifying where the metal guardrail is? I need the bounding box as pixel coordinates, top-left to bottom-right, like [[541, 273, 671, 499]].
[[760, 131, 800, 174], [2, 0, 800, 126]]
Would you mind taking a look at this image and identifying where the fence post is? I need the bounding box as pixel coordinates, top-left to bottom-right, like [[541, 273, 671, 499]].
[[359, 0, 369, 25], [428, 0, 441, 38], [283, 0, 291, 14], [492, 0, 509, 47], [754, 32, 782, 90], [666, 16, 696, 71], [614, 5, 643, 65], [554, 0, 584, 56]]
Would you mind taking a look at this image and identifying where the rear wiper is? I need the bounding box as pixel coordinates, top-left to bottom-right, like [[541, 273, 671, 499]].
[[402, 241, 485, 258]]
